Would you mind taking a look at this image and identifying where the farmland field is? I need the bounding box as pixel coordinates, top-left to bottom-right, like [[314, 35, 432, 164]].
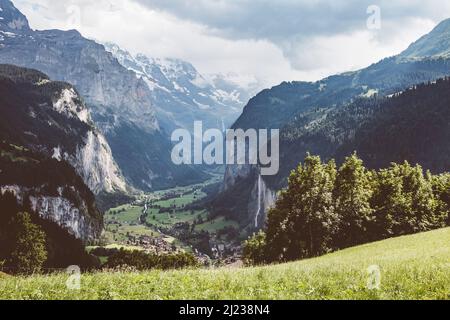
[[101, 174, 236, 255]]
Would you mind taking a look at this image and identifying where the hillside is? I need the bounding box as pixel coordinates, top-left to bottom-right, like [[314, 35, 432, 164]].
[[0, 142, 101, 268], [1, 228, 449, 300], [216, 17, 450, 231], [211, 77, 450, 231]]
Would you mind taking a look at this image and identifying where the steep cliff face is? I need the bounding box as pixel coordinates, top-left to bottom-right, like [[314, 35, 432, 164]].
[[0, 1, 207, 191], [248, 173, 276, 229], [0, 64, 127, 194], [0, 142, 103, 242], [0, 0, 29, 32], [72, 130, 126, 194], [0, 185, 101, 242], [21, 32, 159, 134]]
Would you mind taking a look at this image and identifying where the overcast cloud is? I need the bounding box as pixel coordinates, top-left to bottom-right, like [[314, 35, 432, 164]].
[[13, 0, 450, 89]]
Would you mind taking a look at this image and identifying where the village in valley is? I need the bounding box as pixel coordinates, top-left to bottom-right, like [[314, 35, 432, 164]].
[[97, 175, 243, 266]]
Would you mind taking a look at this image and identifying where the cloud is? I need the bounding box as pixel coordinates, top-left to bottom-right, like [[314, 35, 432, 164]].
[[133, 0, 449, 40], [134, 0, 448, 70], [11, 0, 450, 89]]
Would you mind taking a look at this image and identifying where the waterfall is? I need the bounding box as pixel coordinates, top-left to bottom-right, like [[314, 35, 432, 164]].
[[143, 201, 148, 215], [255, 174, 262, 228]]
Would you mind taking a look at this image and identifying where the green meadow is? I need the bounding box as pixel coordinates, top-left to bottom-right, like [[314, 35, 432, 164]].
[[1, 227, 448, 300]]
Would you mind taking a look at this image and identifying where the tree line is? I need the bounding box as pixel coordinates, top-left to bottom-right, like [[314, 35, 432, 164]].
[[105, 249, 198, 271], [244, 154, 449, 265]]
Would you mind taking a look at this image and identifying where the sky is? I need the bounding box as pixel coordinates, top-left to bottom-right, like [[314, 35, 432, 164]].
[[12, 0, 450, 90]]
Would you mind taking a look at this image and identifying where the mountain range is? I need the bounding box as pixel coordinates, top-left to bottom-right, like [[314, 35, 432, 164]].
[[0, 0, 250, 192], [1, 0, 450, 257], [215, 18, 450, 233], [103, 42, 253, 133]]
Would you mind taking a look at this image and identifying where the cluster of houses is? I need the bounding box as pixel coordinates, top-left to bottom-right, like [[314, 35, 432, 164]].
[[211, 243, 242, 266], [126, 234, 176, 254]]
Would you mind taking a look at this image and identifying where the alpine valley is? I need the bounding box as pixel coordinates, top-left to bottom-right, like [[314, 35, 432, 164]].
[[0, 0, 251, 267], [0, 0, 449, 274]]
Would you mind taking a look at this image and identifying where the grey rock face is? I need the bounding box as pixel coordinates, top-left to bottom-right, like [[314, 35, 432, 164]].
[[1, 185, 101, 242], [0, 1, 192, 191], [0, 64, 127, 194], [399, 18, 450, 61], [0, 0, 30, 33], [0, 28, 158, 133], [248, 172, 276, 229], [52, 88, 127, 194]]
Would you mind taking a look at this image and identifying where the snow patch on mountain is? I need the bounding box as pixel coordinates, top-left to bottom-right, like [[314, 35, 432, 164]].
[[102, 42, 252, 131]]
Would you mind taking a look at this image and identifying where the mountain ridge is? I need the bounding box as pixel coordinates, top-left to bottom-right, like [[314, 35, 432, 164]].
[[0, 64, 127, 194], [399, 18, 450, 60], [103, 42, 251, 133], [217, 17, 450, 232], [0, 0, 207, 191]]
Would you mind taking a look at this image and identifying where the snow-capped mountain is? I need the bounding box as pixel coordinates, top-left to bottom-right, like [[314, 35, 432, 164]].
[[104, 42, 253, 133], [0, 0, 207, 191]]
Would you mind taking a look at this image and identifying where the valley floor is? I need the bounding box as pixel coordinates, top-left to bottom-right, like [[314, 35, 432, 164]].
[[1, 228, 449, 300], [99, 173, 240, 260]]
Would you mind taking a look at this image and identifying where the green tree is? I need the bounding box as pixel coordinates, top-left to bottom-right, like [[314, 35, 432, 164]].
[[334, 154, 374, 247], [249, 155, 449, 267], [430, 173, 450, 226], [243, 231, 267, 266], [371, 162, 445, 238], [265, 154, 338, 262], [6, 212, 47, 274]]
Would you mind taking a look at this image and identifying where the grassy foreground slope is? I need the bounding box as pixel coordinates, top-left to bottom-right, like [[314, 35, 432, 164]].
[[1, 228, 449, 300]]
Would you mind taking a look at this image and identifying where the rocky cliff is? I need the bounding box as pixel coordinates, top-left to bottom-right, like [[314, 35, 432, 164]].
[[0, 142, 103, 242], [0, 0, 206, 191], [104, 42, 251, 133], [0, 64, 126, 194]]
